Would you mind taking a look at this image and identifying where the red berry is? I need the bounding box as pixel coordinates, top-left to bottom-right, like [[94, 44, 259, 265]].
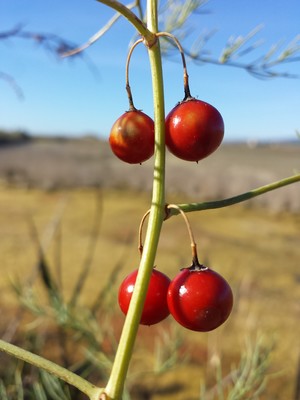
[[109, 110, 154, 164], [165, 98, 224, 162], [118, 269, 171, 326], [167, 267, 233, 332]]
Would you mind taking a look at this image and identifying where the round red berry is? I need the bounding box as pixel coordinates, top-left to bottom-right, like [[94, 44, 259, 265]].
[[165, 98, 224, 162], [118, 269, 171, 326], [109, 109, 154, 164], [167, 267, 233, 332]]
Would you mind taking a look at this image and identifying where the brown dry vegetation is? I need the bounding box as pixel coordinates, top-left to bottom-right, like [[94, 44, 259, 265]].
[[0, 138, 299, 211], [0, 138, 299, 399]]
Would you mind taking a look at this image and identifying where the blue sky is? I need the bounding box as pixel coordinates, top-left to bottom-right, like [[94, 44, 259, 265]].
[[1, 0, 299, 142]]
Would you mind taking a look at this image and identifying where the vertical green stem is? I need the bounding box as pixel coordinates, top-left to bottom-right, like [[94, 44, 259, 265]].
[[105, 1, 165, 399]]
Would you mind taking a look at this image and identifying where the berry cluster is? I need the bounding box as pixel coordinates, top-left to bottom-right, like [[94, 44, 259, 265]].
[[118, 205, 233, 332], [109, 34, 224, 165], [118, 262, 233, 332], [109, 98, 224, 164], [108, 35, 232, 332]]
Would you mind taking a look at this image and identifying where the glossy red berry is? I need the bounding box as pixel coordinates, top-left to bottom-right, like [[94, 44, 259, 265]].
[[109, 109, 154, 164], [118, 269, 171, 326], [165, 98, 224, 162], [167, 266, 233, 332]]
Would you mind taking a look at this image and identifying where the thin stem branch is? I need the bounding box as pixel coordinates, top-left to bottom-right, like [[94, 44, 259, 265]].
[[168, 174, 300, 216], [69, 190, 103, 307], [0, 340, 104, 400], [125, 38, 144, 109], [166, 204, 198, 259], [62, 1, 138, 57], [96, 0, 157, 47], [0, 71, 24, 99], [138, 209, 151, 256], [157, 32, 192, 98]]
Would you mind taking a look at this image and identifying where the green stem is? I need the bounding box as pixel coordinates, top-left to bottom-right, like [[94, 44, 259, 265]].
[[0, 340, 103, 400], [168, 173, 300, 215], [96, 0, 157, 47], [105, 1, 165, 399]]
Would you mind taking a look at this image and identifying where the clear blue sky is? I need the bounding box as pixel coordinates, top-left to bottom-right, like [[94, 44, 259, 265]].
[[1, 0, 299, 142]]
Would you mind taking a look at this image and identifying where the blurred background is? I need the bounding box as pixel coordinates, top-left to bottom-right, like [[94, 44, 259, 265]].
[[0, 1, 300, 399]]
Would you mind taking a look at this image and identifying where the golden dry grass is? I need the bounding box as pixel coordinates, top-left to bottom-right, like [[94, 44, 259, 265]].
[[0, 186, 299, 399]]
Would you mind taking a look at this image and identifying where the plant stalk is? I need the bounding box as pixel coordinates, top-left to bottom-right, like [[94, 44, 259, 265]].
[[96, 0, 157, 47], [105, 0, 166, 398], [169, 173, 300, 215], [0, 340, 104, 400]]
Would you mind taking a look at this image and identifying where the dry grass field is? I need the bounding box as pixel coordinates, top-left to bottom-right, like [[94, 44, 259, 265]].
[[0, 138, 299, 399], [0, 138, 299, 211]]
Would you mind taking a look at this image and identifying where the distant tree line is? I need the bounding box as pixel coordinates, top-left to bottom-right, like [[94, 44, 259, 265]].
[[0, 129, 31, 146]]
